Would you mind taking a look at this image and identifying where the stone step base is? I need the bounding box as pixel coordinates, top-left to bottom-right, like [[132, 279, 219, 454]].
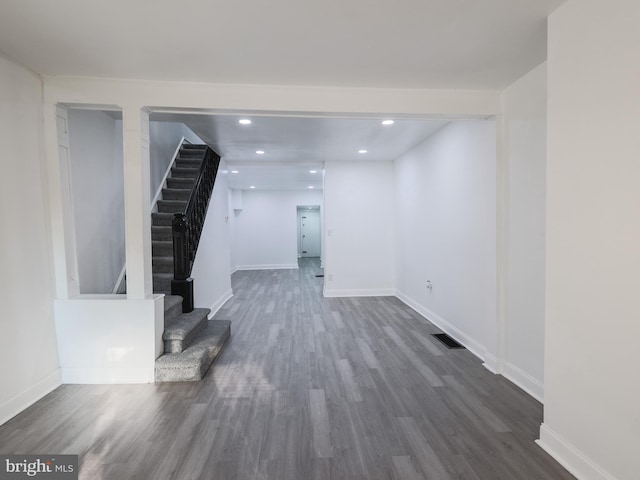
[[155, 320, 231, 382]]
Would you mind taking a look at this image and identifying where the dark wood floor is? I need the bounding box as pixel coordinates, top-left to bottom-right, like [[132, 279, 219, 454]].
[[0, 258, 574, 479]]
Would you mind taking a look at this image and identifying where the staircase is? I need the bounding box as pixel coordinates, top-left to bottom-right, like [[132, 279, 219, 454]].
[[151, 143, 230, 382]]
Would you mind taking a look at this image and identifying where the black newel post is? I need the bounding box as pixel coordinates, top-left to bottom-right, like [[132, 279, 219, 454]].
[[171, 212, 194, 312]]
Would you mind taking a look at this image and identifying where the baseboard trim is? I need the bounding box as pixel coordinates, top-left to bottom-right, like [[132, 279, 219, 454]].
[[207, 289, 234, 319], [234, 264, 299, 271], [502, 361, 544, 403], [395, 290, 486, 363], [323, 288, 396, 298], [60, 367, 154, 384], [0, 369, 62, 426], [537, 424, 616, 480], [482, 352, 501, 374]]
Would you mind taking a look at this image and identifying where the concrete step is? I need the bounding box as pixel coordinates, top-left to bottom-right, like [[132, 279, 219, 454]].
[[157, 199, 187, 213], [162, 188, 191, 201], [163, 308, 210, 353], [152, 225, 172, 241], [155, 320, 231, 382], [171, 166, 199, 178]]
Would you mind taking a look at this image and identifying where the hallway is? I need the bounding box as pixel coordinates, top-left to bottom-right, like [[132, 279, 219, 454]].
[[0, 259, 573, 479]]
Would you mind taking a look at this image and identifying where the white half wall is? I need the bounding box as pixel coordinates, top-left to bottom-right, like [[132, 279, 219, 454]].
[[394, 120, 496, 360], [230, 189, 323, 271], [0, 55, 61, 425], [54, 295, 163, 383], [191, 162, 233, 316], [540, 1, 640, 479], [501, 63, 547, 401], [323, 161, 395, 296], [68, 110, 125, 294]]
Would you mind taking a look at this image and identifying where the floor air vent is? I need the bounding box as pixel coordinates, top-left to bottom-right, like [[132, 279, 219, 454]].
[[432, 333, 465, 349]]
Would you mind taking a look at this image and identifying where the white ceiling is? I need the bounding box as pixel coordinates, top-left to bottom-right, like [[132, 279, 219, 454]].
[[2, 0, 563, 191], [150, 112, 450, 190], [0, 0, 564, 90]]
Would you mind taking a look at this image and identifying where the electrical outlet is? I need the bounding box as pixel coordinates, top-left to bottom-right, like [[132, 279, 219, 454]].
[[426, 280, 433, 291]]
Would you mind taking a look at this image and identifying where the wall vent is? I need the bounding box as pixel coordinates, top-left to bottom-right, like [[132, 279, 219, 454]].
[[432, 333, 465, 349]]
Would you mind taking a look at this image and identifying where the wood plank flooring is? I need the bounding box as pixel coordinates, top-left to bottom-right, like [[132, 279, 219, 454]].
[[0, 258, 575, 479]]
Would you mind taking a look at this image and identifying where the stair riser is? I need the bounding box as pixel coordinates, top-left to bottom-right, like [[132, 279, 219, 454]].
[[162, 189, 191, 201], [157, 201, 187, 213], [163, 295, 184, 323], [164, 312, 209, 354], [153, 257, 174, 274], [175, 159, 202, 168], [179, 149, 206, 158], [152, 242, 173, 256], [151, 213, 174, 226], [155, 320, 231, 382], [153, 275, 172, 293], [172, 167, 199, 178], [152, 227, 172, 241], [166, 178, 195, 189]]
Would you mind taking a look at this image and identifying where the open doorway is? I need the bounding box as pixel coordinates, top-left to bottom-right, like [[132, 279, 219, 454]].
[[297, 205, 321, 258]]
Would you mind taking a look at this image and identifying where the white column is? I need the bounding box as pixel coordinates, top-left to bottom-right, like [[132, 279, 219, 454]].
[[43, 103, 80, 298], [122, 107, 153, 299], [484, 114, 507, 374]]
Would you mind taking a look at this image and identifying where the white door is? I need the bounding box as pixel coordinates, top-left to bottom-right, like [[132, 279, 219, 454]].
[[299, 209, 321, 257]]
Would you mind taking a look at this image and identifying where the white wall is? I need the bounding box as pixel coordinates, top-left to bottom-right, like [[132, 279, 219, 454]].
[[0, 55, 61, 425], [394, 121, 496, 359], [191, 162, 233, 316], [539, 2, 640, 479], [68, 110, 125, 294], [148, 121, 202, 201], [501, 63, 547, 400], [323, 161, 395, 296], [230, 189, 323, 270]]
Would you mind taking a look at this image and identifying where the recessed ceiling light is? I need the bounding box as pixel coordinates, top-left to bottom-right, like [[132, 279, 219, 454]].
[[382, 120, 394, 125], [358, 149, 368, 154], [309, 170, 317, 174], [249, 186, 256, 189], [308, 186, 314, 189], [231, 170, 239, 174], [238, 119, 251, 125], [256, 150, 265, 155]]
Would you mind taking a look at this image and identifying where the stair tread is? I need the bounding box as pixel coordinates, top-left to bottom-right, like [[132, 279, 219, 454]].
[[155, 320, 231, 382], [162, 188, 192, 193], [151, 212, 175, 226], [163, 308, 210, 340], [176, 158, 202, 163], [153, 271, 173, 278], [181, 144, 207, 149], [164, 295, 183, 315], [172, 167, 199, 172]]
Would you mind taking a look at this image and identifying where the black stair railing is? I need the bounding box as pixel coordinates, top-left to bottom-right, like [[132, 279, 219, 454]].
[[171, 146, 220, 312]]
